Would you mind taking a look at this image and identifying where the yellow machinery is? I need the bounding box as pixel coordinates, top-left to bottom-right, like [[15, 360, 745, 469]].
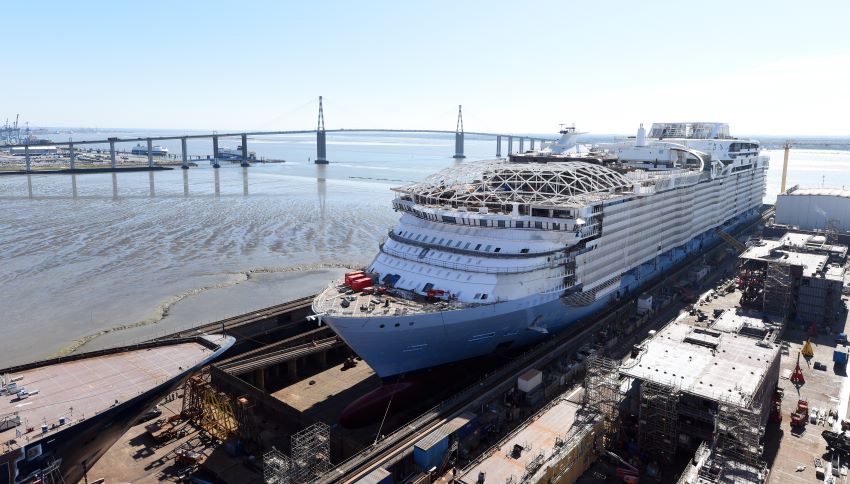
[[801, 339, 815, 359], [780, 141, 791, 194]]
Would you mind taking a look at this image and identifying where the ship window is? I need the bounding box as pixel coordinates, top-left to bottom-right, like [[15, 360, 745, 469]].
[[380, 324, 385, 328], [464, 242, 471, 249], [495, 247, 501, 253], [485, 245, 492, 251], [498, 220, 505, 227], [474, 293, 481, 299], [475, 244, 482, 250], [481, 294, 488, 300], [516, 221, 525, 228], [455, 241, 462, 247], [521, 248, 529, 253], [467, 275, 472, 281], [467, 258, 472, 263], [439, 238, 445, 244], [431, 237, 437, 243], [447, 240, 453, 246], [535, 222, 543, 229]]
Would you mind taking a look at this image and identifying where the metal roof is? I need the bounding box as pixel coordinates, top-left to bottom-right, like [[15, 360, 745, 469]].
[[782, 187, 850, 199], [393, 160, 633, 208]]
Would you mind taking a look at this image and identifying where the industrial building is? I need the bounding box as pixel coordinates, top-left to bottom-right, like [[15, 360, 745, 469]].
[[620, 308, 783, 482], [738, 232, 846, 326], [776, 187, 850, 233]]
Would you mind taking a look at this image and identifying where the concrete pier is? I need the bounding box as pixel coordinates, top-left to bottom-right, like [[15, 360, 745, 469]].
[[146, 138, 153, 168], [316, 131, 328, 164], [508, 136, 513, 155], [181, 138, 189, 169], [24, 145, 31, 172], [519, 138, 525, 152], [241, 133, 249, 167], [69, 143, 76, 170], [212, 135, 220, 168], [109, 139, 117, 169], [453, 131, 465, 159], [530, 139, 535, 150], [496, 135, 502, 157]]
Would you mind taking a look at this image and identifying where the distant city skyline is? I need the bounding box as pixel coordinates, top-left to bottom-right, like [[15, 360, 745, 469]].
[[4, 1, 849, 136]]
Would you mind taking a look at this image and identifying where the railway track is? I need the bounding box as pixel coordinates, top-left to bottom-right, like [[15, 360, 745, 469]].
[[324, 208, 773, 482]]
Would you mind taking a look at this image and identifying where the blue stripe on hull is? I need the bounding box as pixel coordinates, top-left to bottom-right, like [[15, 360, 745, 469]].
[[324, 207, 761, 378]]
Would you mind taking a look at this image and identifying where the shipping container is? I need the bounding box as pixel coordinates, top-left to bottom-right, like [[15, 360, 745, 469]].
[[345, 271, 365, 286], [413, 411, 477, 471], [834, 350, 848, 366], [351, 277, 373, 291]]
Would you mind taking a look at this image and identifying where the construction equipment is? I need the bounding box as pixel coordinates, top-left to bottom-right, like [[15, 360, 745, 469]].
[[802, 339, 815, 359], [790, 353, 806, 386], [790, 399, 809, 427], [715, 228, 747, 253], [770, 387, 784, 423]]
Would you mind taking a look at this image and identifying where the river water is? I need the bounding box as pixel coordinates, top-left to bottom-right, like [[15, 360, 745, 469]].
[[1, 131, 849, 367]]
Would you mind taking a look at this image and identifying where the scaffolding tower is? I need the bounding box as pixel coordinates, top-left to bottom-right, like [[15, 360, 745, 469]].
[[181, 370, 244, 442], [763, 262, 792, 317], [699, 401, 766, 483], [263, 448, 292, 484], [638, 381, 679, 463], [291, 422, 331, 483], [583, 355, 621, 449]]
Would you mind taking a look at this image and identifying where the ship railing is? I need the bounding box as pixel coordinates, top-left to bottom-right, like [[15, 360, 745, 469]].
[[379, 243, 568, 275], [386, 230, 573, 257]]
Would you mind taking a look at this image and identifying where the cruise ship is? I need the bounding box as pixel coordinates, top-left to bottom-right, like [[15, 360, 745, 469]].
[[313, 122, 767, 378]]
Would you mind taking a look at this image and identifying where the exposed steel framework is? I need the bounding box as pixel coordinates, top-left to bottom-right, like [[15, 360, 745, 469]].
[[394, 160, 634, 209]]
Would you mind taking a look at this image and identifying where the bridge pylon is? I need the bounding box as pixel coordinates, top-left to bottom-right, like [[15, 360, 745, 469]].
[[315, 96, 329, 164], [453, 104, 466, 159]]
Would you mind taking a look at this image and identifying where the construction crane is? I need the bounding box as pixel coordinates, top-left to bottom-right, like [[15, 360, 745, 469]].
[[715, 228, 747, 253]]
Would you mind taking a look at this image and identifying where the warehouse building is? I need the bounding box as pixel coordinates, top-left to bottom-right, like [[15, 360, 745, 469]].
[[776, 187, 850, 233]]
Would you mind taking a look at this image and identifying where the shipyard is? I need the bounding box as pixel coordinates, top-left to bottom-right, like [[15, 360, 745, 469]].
[[4, 2, 850, 484]]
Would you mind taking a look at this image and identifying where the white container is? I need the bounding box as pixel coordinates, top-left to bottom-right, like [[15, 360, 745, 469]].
[[637, 295, 653, 315], [518, 369, 543, 393]]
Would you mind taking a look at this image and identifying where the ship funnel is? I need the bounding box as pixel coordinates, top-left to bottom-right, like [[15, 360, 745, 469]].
[[636, 123, 647, 147]]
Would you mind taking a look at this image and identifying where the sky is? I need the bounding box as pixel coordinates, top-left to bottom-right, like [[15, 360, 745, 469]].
[[3, 1, 850, 136]]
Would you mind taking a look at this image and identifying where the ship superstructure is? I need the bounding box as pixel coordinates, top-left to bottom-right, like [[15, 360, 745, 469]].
[[314, 122, 767, 377]]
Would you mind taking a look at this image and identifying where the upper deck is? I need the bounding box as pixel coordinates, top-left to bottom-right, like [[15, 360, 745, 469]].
[[0, 335, 228, 451]]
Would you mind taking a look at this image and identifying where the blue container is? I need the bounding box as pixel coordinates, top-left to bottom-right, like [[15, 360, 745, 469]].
[[834, 350, 848, 365], [413, 435, 449, 471]]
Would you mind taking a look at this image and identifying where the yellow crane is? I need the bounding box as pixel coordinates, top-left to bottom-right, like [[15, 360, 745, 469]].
[[715, 228, 747, 253]]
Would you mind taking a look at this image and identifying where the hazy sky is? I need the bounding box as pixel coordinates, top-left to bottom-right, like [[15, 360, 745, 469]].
[[4, 1, 849, 135]]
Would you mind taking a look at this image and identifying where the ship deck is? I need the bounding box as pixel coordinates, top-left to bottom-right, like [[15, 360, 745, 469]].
[[0, 338, 218, 451], [314, 283, 470, 318]]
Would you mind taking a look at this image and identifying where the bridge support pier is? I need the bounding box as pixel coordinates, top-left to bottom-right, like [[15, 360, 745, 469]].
[[507, 136, 513, 155], [146, 138, 154, 168], [69, 143, 76, 170], [519, 138, 524, 152], [315, 96, 329, 164], [453, 131, 465, 159], [109, 139, 116, 169], [181, 137, 189, 169], [241, 133, 250, 167], [24, 145, 30, 172], [530, 139, 535, 150], [212, 135, 220, 168], [496, 135, 502, 157]]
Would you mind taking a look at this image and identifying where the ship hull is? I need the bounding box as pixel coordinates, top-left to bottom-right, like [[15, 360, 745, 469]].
[[0, 338, 232, 484], [320, 207, 759, 378]]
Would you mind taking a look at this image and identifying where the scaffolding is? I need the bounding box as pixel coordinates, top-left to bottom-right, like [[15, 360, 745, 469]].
[[638, 381, 679, 463], [264, 448, 292, 484], [698, 401, 766, 483], [583, 355, 621, 449], [291, 421, 331, 483], [181, 370, 249, 442], [763, 262, 792, 317]]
